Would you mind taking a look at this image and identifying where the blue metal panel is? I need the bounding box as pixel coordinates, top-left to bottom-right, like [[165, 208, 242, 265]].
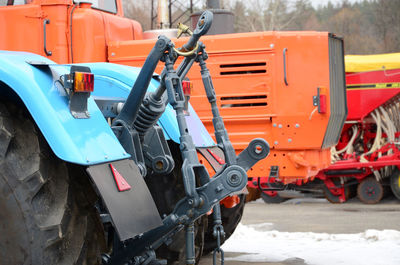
[[0, 51, 129, 165], [83, 63, 215, 148]]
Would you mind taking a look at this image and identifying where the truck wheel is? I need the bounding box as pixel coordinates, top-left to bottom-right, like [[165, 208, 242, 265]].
[[357, 177, 384, 204], [390, 169, 400, 200], [146, 142, 206, 264], [260, 191, 286, 204], [0, 103, 104, 265], [202, 194, 245, 255]]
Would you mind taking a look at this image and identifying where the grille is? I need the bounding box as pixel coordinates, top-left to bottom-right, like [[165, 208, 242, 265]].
[[220, 95, 268, 108], [219, 62, 267, 76], [322, 34, 348, 149]]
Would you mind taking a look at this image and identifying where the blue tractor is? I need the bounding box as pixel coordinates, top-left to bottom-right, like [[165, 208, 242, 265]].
[[0, 12, 269, 265]]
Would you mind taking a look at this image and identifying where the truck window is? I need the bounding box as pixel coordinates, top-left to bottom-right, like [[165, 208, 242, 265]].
[[0, 0, 31, 6], [75, 0, 117, 13]]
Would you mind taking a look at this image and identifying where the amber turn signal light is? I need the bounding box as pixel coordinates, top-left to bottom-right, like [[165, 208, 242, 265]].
[[73, 72, 94, 92]]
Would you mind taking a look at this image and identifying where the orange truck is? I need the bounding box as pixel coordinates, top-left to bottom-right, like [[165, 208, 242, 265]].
[[0, 0, 346, 255]]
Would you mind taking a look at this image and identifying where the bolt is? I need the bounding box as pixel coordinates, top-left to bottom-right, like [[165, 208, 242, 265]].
[[273, 123, 277, 127], [278, 124, 282, 128], [188, 199, 194, 205], [215, 184, 224, 192], [270, 43, 274, 48], [86, 158, 90, 162], [288, 138, 292, 143], [295, 123, 300, 128], [105, 155, 108, 159], [155, 160, 164, 170], [123, 152, 127, 155], [227, 172, 241, 187], [230, 174, 239, 182], [180, 143, 187, 151], [111, 52, 116, 56], [255, 144, 263, 154], [274, 141, 278, 145]]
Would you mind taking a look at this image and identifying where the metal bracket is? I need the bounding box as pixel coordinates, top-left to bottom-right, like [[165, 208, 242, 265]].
[[313, 95, 319, 107], [62, 65, 92, 119], [112, 125, 146, 176], [142, 125, 174, 175]]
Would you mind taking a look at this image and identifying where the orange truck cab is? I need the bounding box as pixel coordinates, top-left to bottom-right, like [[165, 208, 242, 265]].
[[0, 0, 142, 64], [0, 0, 347, 188]]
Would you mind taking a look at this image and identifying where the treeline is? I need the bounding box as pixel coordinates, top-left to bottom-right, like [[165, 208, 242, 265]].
[[123, 0, 400, 54]]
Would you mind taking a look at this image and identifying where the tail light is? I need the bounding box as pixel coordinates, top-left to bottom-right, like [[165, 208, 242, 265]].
[[182, 80, 192, 96], [313, 86, 327, 114], [182, 80, 192, 114], [73, 72, 94, 92], [318, 86, 327, 114], [62, 65, 93, 119]]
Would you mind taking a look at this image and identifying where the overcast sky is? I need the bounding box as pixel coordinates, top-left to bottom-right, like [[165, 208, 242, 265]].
[[309, 0, 359, 8]]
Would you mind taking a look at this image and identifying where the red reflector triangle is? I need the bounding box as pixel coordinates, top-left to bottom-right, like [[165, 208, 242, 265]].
[[110, 164, 131, 192]]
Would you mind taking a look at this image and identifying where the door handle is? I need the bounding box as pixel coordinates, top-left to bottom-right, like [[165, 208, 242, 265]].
[[283, 48, 288, 86], [43, 19, 52, 56]]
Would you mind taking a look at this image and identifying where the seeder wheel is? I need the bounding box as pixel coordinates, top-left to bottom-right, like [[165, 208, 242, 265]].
[[390, 169, 400, 201], [357, 177, 384, 204], [260, 190, 286, 204], [323, 178, 350, 203]]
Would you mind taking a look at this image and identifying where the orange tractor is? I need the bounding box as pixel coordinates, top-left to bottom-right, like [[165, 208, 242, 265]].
[[0, 0, 346, 257], [117, 32, 347, 202]]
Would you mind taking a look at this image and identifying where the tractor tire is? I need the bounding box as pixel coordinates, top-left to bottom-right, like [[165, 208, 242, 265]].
[[260, 191, 287, 204], [202, 194, 246, 255], [145, 142, 206, 265], [357, 176, 384, 204], [390, 168, 400, 201], [0, 103, 105, 265]]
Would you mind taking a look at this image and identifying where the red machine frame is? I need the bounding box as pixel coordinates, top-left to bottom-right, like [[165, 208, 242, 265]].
[[250, 67, 400, 204]]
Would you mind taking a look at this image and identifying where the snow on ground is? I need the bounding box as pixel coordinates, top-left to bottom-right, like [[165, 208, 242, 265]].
[[222, 223, 400, 265]]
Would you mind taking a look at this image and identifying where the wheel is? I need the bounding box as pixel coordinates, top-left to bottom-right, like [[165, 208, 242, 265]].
[[145, 142, 206, 264], [390, 168, 400, 200], [322, 178, 351, 203], [245, 186, 261, 202], [202, 194, 246, 255], [0, 102, 105, 265], [260, 191, 287, 204], [357, 176, 384, 204]]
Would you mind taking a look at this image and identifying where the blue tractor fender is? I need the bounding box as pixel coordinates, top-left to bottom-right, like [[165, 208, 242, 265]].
[[0, 51, 214, 166], [0, 51, 129, 165]]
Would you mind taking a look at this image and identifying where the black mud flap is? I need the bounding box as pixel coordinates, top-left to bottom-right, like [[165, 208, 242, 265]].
[[87, 159, 162, 241]]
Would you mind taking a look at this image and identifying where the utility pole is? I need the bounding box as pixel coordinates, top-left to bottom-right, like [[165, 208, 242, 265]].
[[150, 0, 196, 30]]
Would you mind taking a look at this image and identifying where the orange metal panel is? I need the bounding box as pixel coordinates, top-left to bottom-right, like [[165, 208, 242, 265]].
[[108, 31, 333, 183]]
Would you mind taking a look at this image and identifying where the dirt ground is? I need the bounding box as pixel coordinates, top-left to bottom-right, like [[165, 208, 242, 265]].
[[199, 197, 400, 265]]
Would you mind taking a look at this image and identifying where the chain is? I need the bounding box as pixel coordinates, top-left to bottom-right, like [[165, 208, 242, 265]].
[[212, 224, 225, 265]]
